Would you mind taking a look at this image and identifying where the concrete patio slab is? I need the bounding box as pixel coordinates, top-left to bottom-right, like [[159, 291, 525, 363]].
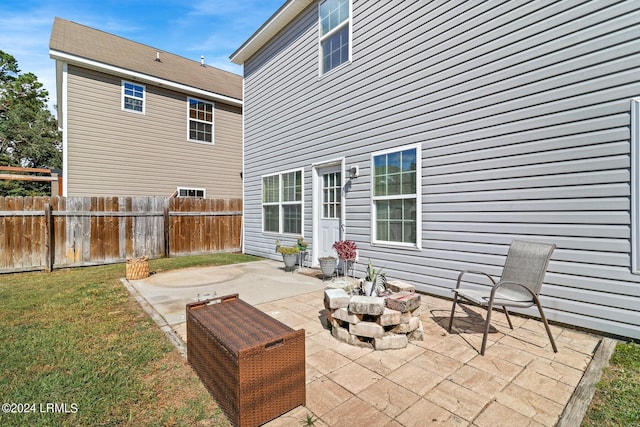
[[126, 259, 327, 326], [123, 259, 612, 427]]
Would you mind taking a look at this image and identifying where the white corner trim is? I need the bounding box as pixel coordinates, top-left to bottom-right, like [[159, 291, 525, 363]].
[[631, 98, 640, 273], [62, 63, 69, 197]]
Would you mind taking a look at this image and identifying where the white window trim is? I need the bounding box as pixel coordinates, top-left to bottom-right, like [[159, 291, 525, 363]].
[[262, 168, 304, 235], [177, 187, 206, 198], [187, 97, 215, 144], [370, 144, 422, 249], [318, 0, 352, 76], [262, 175, 280, 234], [121, 80, 145, 114], [631, 98, 640, 273]]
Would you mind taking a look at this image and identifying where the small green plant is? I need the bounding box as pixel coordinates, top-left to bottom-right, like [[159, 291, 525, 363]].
[[365, 258, 385, 283], [297, 236, 309, 250], [277, 245, 300, 255], [363, 259, 387, 296], [301, 412, 318, 426]]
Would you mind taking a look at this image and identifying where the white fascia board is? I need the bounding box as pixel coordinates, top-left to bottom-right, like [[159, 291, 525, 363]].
[[49, 49, 243, 107], [230, 0, 313, 65]]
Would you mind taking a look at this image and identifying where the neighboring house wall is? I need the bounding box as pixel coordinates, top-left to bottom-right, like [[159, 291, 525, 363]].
[[50, 17, 243, 198], [238, 1, 640, 339], [64, 66, 242, 197]]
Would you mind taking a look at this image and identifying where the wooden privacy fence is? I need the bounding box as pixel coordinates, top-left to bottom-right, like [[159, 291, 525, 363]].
[[0, 196, 242, 273]]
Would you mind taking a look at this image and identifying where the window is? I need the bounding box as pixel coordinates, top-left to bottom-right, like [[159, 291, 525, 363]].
[[122, 81, 145, 113], [188, 97, 214, 143], [178, 187, 205, 198], [323, 171, 341, 219], [372, 146, 421, 247], [262, 170, 303, 234], [319, 0, 351, 74]]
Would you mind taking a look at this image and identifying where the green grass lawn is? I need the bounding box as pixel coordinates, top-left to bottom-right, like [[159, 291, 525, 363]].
[[0, 253, 257, 427], [582, 340, 640, 426]]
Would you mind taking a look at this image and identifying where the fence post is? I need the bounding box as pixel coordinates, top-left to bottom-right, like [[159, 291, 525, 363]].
[[164, 206, 170, 258], [44, 203, 54, 272]]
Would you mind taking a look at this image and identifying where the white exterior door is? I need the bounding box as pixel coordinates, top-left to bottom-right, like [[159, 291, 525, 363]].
[[317, 166, 343, 260]]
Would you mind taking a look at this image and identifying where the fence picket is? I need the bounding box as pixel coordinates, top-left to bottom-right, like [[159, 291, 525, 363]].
[[33, 196, 47, 267]]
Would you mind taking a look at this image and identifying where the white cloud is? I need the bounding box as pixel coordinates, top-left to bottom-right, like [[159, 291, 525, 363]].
[[203, 55, 243, 75], [0, 9, 58, 111]]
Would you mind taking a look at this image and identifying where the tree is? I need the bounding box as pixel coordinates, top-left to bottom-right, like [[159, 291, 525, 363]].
[[0, 50, 62, 196]]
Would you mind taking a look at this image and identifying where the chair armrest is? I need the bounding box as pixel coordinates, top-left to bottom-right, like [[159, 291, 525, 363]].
[[490, 280, 536, 300], [454, 270, 497, 290]]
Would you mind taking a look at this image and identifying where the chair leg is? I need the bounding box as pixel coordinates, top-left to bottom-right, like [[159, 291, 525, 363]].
[[502, 306, 514, 329], [480, 306, 493, 356], [447, 293, 459, 332], [533, 296, 558, 353]]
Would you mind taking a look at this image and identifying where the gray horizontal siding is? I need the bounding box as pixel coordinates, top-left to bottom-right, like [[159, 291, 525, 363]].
[[242, 1, 640, 339]]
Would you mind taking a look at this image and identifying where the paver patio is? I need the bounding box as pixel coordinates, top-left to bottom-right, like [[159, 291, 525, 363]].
[[128, 262, 605, 426], [252, 290, 601, 427]]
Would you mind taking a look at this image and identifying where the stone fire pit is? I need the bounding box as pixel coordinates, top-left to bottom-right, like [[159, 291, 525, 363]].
[[323, 280, 423, 350]]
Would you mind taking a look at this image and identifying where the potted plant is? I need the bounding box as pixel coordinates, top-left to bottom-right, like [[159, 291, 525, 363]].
[[319, 256, 337, 279], [332, 240, 357, 277], [277, 244, 300, 271], [363, 259, 386, 296], [297, 236, 309, 251]]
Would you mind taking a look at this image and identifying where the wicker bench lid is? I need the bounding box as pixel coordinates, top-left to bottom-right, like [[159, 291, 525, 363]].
[[186, 294, 294, 356]]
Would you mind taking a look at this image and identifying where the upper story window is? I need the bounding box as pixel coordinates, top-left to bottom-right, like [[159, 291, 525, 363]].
[[319, 0, 351, 74], [372, 145, 421, 248], [178, 187, 205, 198], [122, 81, 145, 113], [188, 97, 214, 143]]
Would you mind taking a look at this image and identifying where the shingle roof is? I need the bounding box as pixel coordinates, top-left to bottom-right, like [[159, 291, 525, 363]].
[[50, 17, 242, 102]]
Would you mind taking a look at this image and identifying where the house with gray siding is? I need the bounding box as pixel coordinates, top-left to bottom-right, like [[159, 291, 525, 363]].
[[231, 0, 640, 340], [49, 17, 243, 198]]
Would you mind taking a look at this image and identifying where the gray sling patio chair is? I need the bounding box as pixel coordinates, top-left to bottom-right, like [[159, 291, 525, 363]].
[[447, 240, 558, 356]]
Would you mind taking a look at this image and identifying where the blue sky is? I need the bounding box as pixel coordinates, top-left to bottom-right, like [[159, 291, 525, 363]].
[[0, 0, 285, 109]]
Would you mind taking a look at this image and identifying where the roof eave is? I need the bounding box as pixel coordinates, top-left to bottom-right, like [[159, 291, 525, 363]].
[[230, 0, 313, 65], [50, 49, 243, 107]]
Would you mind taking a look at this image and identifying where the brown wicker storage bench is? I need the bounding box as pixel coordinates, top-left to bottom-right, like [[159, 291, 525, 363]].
[[186, 294, 306, 427]]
